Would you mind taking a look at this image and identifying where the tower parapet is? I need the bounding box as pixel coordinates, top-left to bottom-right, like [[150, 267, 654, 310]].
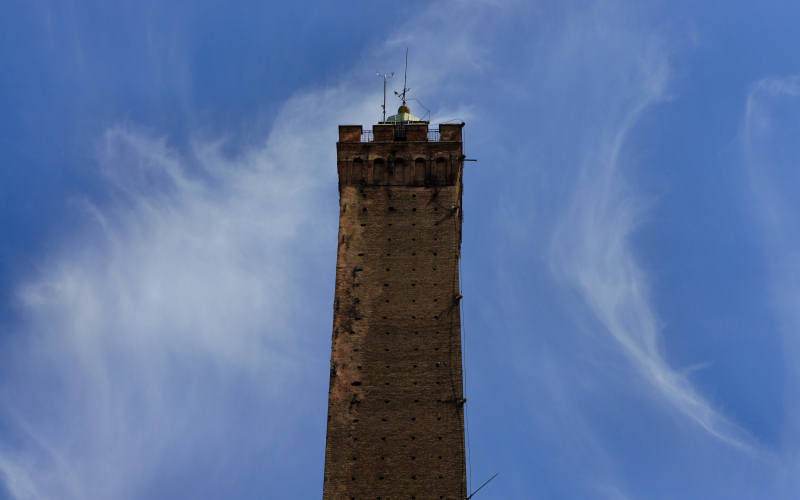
[[337, 122, 465, 187]]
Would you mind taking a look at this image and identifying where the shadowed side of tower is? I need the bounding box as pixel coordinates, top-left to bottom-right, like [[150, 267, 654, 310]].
[[323, 119, 467, 500]]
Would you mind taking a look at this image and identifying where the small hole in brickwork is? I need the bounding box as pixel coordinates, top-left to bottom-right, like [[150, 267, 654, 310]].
[[412, 252, 416, 256], [438, 456, 442, 459], [436, 381, 441, 385], [413, 364, 417, 368], [411, 299, 416, 303], [414, 347, 419, 351], [382, 316, 388, 319], [412, 475, 417, 480], [385, 299, 390, 303], [384, 283, 389, 287], [433, 252, 438, 256], [434, 207, 439, 212], [389, 207, 396, 212], [433, 266, 437, 271], [381, 456, 385, 460], [411, 456, 416, 460], [411, 223, 416, 226], [412, 315, 416, 319], [434, 315, 439, 320], [379, 476, 384, 480], [433, 298, 438, 302], [413, 381, 417, 385], [386, 253, 391, 257], [385, 268, 390, 271], [385, 331, 390, 335], [382, 418, 387, 422], [384, 348, 390, 351], [357, 365, 362, 370], [381, 436, 386, 441], [353, 348, 360, 352], [437, 416, 442, 421], [434, 347, 439, 351], [384, 399, 390, 403], [411, 435, 416, 440], [438, 475, 443, 479], [438, 436, 442, 440], [352, 476, 356, 481], [412, 267, 416, 271], [351, 381, 361, 386], [436, 362, 441, 367], [352, 419, 359, 423], [412, 208, 417, 212], [412, 194, 417, 198], [354, 298, 360, 303], [385, 364, 390, 368], [358, 252, 364, 256], [414, 399, 419, 403], [411, 417, 416, 421], [412, 237, 416, 241], [360, 223, 366, 227], [411, 283, 416, 287], [388, 223, 392, 226]]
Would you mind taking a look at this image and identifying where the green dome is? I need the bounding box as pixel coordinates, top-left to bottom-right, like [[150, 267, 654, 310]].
[[386, 105, 422, 123]]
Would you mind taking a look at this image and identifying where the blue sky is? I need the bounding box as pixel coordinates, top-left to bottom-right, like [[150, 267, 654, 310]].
[[2, 1, 800, 498]]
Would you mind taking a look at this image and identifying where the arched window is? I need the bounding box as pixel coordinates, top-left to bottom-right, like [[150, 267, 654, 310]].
[[373, 158, 386, 184], [434, 157, 447, 183], [352, 158, 364, 181], [414, 158, 427, 184], [391, 158, 405, 184]]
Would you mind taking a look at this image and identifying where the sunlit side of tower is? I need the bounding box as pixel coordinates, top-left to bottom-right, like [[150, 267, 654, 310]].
[[322, 103, 467, 499]]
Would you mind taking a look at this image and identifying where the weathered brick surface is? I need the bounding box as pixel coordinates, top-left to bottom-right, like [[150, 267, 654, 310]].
[[323, 125, 466, 500]]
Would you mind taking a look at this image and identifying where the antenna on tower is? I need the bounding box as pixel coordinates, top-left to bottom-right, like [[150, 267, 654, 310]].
[[394, 48, 410, 107], [376, 71, 395, 122]]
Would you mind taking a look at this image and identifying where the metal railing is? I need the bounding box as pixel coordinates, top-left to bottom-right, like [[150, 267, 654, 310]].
[[360, 128, 440, 142]]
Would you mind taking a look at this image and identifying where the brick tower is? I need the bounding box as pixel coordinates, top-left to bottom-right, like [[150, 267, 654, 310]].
[[323, 106, 467, 499]]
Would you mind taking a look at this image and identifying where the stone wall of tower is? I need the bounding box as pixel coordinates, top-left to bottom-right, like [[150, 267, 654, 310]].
[[323, 123, 467, 500]]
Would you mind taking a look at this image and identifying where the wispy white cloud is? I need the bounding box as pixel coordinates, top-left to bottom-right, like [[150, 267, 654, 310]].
[[743, 76, 800, 474], [0, 84, 381, 499], [0, 2, 493, 497], [544, 4, 754, 450]]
